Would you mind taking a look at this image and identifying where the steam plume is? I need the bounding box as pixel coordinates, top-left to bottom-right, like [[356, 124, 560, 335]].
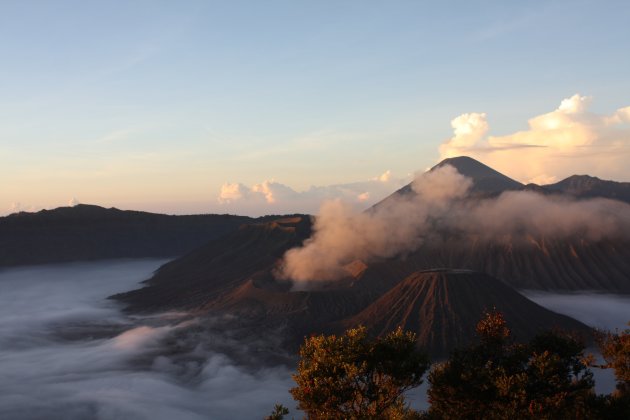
[[279, 165, 630, 283], [279, 165, 472, 281]]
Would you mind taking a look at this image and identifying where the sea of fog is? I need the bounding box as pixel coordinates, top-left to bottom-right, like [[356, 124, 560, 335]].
[[0, 260, 294, 420], [0, 260, 628, 419]]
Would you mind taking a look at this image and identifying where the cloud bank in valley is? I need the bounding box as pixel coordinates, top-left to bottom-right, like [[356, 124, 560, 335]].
[[279, 165, 630, 283], [217, 171, 408, 216], [0, 261, 295, 420], [439, 94, 630, 184]]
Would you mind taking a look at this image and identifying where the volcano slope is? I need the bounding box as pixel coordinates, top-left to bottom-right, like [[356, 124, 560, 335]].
[[113, 216, 313, 313], [114, 156, 629, 356], [367, 156, 630, 292], [340, 269, 590, 357], [114, 218, 593, 357], [354, 234, 630, 292]]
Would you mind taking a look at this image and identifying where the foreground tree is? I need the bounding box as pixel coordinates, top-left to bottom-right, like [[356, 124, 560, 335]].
[[586, 324, 630, 418], [597, 323, 630, 395], [426, 311, 595, 419], [290, 326, 429, 419]]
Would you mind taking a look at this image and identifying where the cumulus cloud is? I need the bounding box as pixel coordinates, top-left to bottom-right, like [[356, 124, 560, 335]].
[[439, 94, 630, 183], [217, 170, 408, 216], [279, 165, 630, 284]]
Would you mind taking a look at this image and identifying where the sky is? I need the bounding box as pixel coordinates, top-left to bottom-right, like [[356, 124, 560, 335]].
[[1, 0, 629, 216]]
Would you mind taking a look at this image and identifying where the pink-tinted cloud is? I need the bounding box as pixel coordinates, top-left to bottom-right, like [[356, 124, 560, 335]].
[[439, 94, 630, 184]]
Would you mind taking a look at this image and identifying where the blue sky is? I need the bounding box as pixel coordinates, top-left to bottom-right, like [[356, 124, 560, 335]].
[[1, 0, 629, 215]]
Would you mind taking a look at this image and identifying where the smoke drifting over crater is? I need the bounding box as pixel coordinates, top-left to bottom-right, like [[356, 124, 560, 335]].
[[279, 165, 630, 283], [279, 166, 472, 281]]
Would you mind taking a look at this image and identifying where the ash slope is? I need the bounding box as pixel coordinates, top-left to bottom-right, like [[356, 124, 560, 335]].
[[113, 217, 314, 312], [342, 270, 590, 357]]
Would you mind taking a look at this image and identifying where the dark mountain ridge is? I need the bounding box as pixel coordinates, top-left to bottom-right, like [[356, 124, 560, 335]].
[[545, 174, 630, 202], [0, 204, 285, 267], [382, 156, 630, 205]]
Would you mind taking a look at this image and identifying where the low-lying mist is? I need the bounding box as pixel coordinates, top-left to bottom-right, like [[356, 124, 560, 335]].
[[524, 291, 630, 331], [1, 260, 626, 418], [279, 165, 630, 283], [0, 261, 294, 420], [524, 291, 630, 395]]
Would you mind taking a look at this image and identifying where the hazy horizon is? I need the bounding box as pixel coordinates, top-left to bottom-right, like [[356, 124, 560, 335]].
[[2, 1, 630, 216]]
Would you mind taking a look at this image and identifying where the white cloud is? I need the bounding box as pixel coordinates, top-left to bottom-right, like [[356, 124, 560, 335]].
[[439, 94, 630, 183], [373, 170, 392, 182], [218, 183, 249, 204], [217, 172, 408, 216], [357, 192, 370, 202], [439, 112, 488, 154]]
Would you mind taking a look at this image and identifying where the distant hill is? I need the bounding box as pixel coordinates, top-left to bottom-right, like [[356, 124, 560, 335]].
[[0, 204, 260, 267], [544, 174, 630, 203]]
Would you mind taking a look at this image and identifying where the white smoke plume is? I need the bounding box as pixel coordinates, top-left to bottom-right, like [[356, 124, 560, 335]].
[[279, 165, 472, 281], [279, 165, 630, 283], [453, 191, 630, 242]]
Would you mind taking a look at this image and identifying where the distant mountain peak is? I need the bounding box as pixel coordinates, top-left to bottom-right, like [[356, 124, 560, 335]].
[[370, 156, 522, 210], [431, 156, 523, 194]]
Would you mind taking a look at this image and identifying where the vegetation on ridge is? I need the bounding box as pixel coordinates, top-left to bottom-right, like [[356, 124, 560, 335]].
[[268, 312, 630, 419]]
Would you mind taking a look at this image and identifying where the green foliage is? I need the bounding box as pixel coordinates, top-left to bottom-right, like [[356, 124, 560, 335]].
[[426, 310, 595, 420], [290, 326, 429, 419]]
